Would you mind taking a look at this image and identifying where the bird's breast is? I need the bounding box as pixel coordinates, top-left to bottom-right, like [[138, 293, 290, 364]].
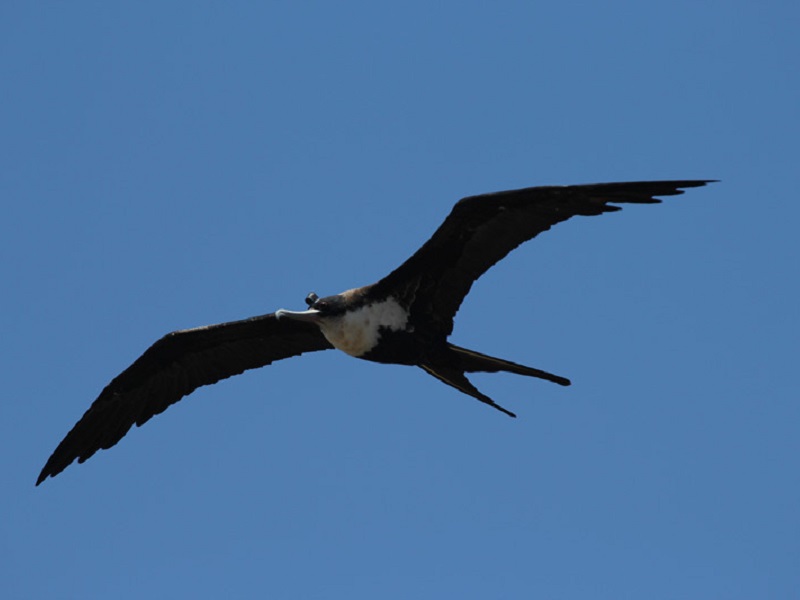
[[319, 298, 410, 358]]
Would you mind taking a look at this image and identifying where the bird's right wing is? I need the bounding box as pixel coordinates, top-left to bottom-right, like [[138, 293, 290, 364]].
[[37, 314, 332, 484]]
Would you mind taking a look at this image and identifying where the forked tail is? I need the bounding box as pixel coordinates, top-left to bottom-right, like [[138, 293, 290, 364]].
[[419, 344, 570, 418]]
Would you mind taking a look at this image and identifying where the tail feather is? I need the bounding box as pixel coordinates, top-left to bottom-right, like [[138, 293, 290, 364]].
[[420, 364, 516, 417], [448, 344, 571, 386]]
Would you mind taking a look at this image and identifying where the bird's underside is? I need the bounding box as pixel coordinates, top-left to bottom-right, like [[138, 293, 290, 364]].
[[37, 179, 714, 484]]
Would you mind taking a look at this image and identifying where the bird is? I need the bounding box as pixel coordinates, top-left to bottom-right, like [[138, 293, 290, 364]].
[[36, 179, 714, 484]]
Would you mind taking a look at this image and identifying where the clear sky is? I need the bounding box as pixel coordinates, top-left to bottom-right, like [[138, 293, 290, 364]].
[[3, 2, 798, 598]]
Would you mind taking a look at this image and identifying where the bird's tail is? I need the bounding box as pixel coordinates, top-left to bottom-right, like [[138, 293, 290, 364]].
[[420, 364, 518, 417], [419, 345, 570, 418], [448, 343, 571, 386]]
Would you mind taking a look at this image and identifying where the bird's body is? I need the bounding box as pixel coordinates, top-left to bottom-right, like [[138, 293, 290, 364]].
[[306, 291, 410, 360], [37, 179, 714, 484]]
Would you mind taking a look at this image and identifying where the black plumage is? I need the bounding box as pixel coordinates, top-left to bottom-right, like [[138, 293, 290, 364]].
[[37, 179, 713, 485]]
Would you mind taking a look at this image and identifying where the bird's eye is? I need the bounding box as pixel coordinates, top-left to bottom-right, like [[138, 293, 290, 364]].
[[315, 301, 329, 311]]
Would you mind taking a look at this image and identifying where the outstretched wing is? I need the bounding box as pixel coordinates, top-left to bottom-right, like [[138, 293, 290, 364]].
[[374, 180, 714, 336], [37, 314, 332, 484]]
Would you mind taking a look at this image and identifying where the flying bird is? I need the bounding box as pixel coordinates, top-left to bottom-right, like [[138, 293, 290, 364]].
[[37, 180, 713, 484]]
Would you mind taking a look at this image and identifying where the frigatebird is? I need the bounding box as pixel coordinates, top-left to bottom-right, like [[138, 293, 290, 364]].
[[36, 180, 713, 484]]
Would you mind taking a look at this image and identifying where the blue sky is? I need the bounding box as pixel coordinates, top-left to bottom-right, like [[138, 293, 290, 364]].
[[2, 2, 798, 598]]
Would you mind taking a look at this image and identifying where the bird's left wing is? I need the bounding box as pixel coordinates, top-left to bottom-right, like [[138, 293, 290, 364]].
[[373, 180, 714, 336], [37, 314, 332, 484]]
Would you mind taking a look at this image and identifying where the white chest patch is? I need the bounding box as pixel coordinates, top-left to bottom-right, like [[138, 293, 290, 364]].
[[319, 298, 409, 357]]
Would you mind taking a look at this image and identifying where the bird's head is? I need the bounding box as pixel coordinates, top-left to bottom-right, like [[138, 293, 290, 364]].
[[275, 291, 349, 323]]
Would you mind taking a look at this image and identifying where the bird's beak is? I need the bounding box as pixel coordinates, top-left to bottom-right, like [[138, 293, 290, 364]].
[[275, 308, 322, 323]]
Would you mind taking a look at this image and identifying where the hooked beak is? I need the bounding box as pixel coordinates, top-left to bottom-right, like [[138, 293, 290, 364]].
[[274, 308, 322, 323]]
